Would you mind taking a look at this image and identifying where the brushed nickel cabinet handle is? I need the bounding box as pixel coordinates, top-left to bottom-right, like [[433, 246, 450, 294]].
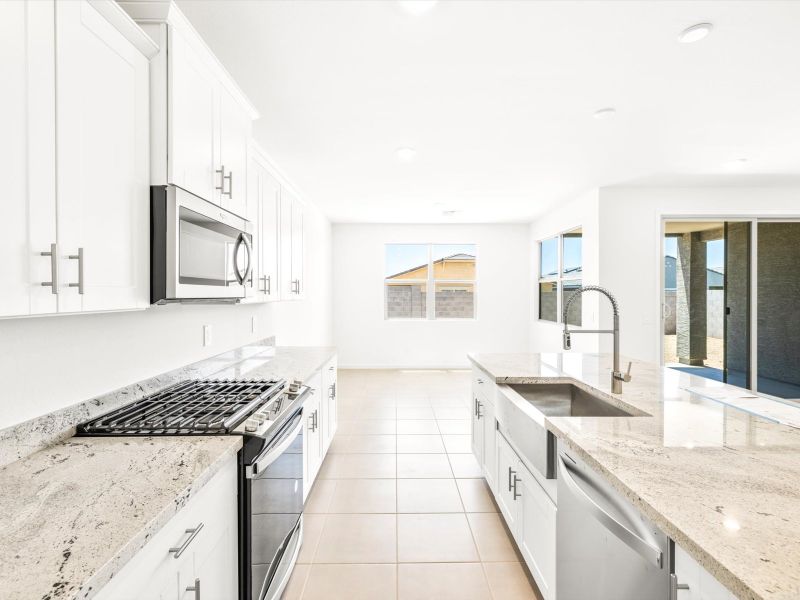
[[512, 474, 522, 500], [67, 248, 84, 294], [40, 243, 59, 294], [169, 522, 203, 558], [185, 578, 200, 599], [215, 165, 226, 194], [224, 170, 233, 198]]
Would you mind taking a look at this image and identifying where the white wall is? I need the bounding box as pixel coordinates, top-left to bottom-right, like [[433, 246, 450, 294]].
[[598, 186, 800, 363], [528, 190, 604, 354], [0, 206, 332, 430], [332, 224, 530, 368]]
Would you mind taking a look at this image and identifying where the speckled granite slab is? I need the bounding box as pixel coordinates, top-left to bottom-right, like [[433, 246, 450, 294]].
[[0, 435, 242, 600], [469, 352, 800, 600]]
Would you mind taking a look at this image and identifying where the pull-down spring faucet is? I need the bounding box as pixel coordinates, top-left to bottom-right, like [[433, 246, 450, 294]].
[[562, 285, 631, 394]]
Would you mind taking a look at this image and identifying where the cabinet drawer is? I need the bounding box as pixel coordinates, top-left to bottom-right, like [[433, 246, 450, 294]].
[[472, 368, 493, 402]]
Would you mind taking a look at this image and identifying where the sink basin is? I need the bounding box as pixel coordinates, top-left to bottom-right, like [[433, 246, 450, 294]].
[[496, 383, 647, 481], [508, 383, 644, 417]]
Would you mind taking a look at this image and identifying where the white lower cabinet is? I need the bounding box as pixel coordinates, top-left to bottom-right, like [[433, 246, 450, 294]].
[[517, 464, 556, 600], [674, 543, 737, 600], [322, 357, 338, 454], [95, 456, 238, 600], [493, 430, 557, 600], [303, 370, 324, 499], [302, 357, 338, 500], [471, 367, 497, 494]]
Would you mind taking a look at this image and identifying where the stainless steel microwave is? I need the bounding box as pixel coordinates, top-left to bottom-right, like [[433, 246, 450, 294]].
[[151, 185, 253, 304]]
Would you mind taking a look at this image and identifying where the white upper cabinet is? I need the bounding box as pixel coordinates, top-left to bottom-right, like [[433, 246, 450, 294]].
[[280, 187, 306, 300], [1, 0, 57, 318], [124, 2, 258, 218], [246, 148, 280, 302], [168, 25, 217, 202], [1, 0, 155, 319], [56, 0, 151, 313], [218, 86, 250, 217]]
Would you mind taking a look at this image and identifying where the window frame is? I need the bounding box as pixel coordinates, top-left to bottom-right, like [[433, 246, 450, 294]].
[[537, 227, 582, 325], [384, 243, 477, 321]]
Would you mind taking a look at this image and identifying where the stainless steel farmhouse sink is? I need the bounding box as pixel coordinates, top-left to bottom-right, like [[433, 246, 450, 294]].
[[497, 383, 647, 481], [507, 383, 645, 417]]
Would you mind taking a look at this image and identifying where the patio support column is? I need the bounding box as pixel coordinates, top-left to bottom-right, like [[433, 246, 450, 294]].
[[676, 232, 707, 365]]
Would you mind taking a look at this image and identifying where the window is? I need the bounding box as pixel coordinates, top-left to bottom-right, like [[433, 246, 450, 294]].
[[537, 228, 582, 325], [385, 243, 476, 319]]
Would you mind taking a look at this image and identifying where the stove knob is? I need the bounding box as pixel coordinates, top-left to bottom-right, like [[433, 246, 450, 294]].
[[244, 419, 258, 432], [253, 413, 266, 424]]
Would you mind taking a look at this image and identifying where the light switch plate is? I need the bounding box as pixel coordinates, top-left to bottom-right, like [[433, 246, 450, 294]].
[[251, 316, 257, 333], [203, 324, 212, 347]]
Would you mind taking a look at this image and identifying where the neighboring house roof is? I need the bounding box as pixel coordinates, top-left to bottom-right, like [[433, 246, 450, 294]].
[[664, 255, 725, 290], [387, 253, 475, 279]]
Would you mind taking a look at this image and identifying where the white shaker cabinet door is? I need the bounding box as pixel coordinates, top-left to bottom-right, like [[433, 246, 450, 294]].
[[55, 0, 149, 313], [168, 26, 218, 203], [517, 463, 557, 600], [482, 398, 497, 494], [279, 190, 294, 299], [261, 173, 280, 301], [219, 87, 250, 218], [291, 199, 305, 298], [254, 161, 280, 301], [0, 0, 57, 317], [495, 432, 520, 531]]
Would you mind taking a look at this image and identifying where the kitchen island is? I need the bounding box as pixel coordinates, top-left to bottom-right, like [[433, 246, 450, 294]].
[[469, 352, 800, 600]]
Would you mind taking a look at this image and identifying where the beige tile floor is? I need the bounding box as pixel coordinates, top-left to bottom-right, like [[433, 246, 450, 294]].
[[282, 369, 543, 600]]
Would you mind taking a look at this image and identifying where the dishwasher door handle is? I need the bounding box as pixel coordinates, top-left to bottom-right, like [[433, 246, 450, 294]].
[[559, 456, 663, 568]]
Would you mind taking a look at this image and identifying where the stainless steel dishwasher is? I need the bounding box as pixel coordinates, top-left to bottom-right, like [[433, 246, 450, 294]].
[[556, 446, 672, 600]]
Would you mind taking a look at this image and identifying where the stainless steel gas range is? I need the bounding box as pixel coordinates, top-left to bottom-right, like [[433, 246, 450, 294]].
[[77, 378, 312, 600]]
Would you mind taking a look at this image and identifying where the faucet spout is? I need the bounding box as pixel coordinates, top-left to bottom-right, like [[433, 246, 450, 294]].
[[561, 285, 630, 394]]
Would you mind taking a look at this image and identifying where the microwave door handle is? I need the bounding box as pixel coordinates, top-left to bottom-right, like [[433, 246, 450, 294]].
[[232, 232, 252, 285], [242, 234, 253, 283], [558, 456, 663, 568]]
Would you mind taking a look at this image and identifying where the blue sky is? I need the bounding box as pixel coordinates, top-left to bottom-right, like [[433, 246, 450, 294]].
[[664, 237, 724, 270], [540, 236, 582, 277], [385, 244, 476, 277]]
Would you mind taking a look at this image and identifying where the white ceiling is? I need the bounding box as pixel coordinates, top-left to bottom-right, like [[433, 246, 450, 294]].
[[177, 0, 800, 223]]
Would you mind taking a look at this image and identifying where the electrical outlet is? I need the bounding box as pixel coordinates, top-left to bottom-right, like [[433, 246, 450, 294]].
[[203, 324, 212, 347], [251, 316, 257, 334]]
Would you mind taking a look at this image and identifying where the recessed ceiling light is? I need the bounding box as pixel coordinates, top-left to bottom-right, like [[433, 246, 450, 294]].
[[395, 147, 417, 162], [678, 23, 713, 44], [592, 107, 616, 120], [397, 1, 438, 16]]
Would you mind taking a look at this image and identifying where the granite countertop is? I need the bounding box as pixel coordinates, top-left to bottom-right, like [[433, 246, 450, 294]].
[[211, 345, 337, 383], [0, 435, 242, 600], [468, 352, 800, 600], [0, 343, 336, 600]]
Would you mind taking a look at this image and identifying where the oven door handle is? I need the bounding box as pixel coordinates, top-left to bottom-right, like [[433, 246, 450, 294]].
[[246, 410, 304, 479]]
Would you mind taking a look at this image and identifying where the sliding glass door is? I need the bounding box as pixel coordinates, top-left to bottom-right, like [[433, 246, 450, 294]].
[[663, 218, 800, 399], [723, 222, 750, 389], [757, 222, 800, 398]]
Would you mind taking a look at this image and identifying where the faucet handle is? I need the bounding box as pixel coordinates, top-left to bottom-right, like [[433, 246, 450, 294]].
[[623, 361, 632, 382]]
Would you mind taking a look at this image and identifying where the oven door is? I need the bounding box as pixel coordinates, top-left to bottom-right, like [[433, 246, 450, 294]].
[[242, 407, 305, 600], [164, 185, 253, 300]]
